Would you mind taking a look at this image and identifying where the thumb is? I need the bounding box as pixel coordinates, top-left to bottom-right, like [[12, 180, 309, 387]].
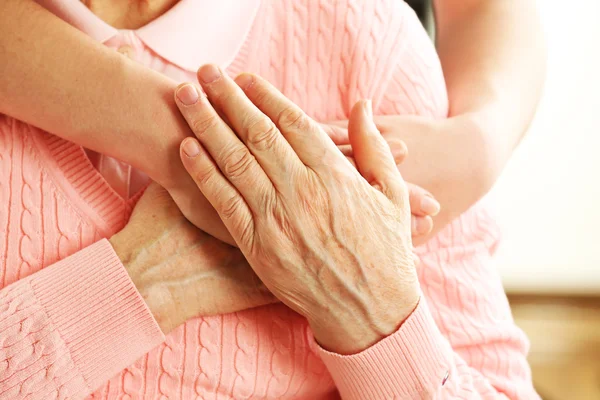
[[348, 100, 404, 201]]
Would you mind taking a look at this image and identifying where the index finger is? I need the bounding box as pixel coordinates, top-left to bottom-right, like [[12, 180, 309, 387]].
[[174, 83, 274, 212]]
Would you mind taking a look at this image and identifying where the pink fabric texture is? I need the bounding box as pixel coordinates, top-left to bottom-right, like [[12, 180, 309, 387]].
[[0, 0, 539, 398]]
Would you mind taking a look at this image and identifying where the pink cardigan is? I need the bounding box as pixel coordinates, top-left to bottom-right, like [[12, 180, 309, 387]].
[[0, 0, 539, 398]]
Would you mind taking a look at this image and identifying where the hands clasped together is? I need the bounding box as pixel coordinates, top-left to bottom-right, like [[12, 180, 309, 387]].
[[113, 65, 432, 354]]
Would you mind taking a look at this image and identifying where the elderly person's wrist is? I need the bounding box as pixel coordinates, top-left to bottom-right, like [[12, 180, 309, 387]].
[[108, 184, 276, 335], [108, 227, 184, 334], [307, 277, 421, 355]]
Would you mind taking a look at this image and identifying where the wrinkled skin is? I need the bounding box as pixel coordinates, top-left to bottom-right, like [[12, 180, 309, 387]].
[[175, 66, 420, 355]]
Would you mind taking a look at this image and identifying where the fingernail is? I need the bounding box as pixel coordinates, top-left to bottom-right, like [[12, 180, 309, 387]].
[[420, 196, 440, 216], [363, 99, 373, 119], [235, 73, 255, 90], [182, 138, 201, 157], [176, 84, 199, 105], [198, 64, 221, 84], [411, 215, 420, 233]]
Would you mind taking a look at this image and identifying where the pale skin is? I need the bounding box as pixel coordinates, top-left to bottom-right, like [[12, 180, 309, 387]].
[[0, 0, 545, 331]]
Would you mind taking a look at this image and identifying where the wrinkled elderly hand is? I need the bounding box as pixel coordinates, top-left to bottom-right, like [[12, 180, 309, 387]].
[[173, 65, 420, 355], [323, 123, 440, 239], [109, 183, 275, 334]]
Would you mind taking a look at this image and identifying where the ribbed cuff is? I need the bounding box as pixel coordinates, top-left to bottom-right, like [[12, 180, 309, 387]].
[[314, 298, 452, 399], [30, 239, 165, 392]]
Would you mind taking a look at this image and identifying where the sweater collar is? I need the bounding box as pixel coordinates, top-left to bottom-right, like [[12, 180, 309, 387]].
[[35, 0, 261, 72]]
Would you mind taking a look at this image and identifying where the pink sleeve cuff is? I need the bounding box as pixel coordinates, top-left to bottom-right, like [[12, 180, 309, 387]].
[[314, 298, 452, 399], [29, 239, 165, 392]]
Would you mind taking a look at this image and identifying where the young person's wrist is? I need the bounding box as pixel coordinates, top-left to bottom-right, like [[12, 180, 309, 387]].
[[140, 112, 193, 189]]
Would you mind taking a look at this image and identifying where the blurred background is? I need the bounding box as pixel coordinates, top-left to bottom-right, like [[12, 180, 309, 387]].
[[407, 0, 600, 398]]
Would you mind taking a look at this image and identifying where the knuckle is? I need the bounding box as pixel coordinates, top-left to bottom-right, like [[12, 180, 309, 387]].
[[212, 87, 234, 108], [371, 172, 407, 205], [191, 113, 220, 136], [236, 215, 255, 248], [222, 147, 255, 179], [276, 106, 309, 132], [219, 194, 244, 221], [387, 140, 407, 164], [250, 84, 272, 109], [395, 139, 408, 157], [193, 163, 216, 188], [246, 118, 280, 151]]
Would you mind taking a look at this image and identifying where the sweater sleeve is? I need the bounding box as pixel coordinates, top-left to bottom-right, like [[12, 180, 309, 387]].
[[0, 239, 165, 400], [313, 230, 539, 398], [314, 291, 538, 399]]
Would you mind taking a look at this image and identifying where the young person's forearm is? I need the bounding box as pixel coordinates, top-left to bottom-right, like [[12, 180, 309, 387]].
[[0, 0, 191, 183], [434, 0, 546, 183]]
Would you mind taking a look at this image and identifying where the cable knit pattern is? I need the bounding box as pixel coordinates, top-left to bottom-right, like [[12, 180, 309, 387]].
[[0, 0, 538, 398]]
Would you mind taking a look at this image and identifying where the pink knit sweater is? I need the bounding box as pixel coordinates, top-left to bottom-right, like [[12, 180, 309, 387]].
[[0, 0, 538, 399]]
